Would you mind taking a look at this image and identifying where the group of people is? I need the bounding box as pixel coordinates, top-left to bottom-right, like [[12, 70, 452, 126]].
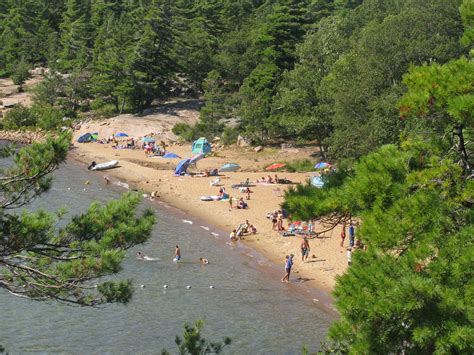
[[230, 220, 257, 241], [340, 222, 359, 265], [257, 174, 279, 184], [271, 210, 285, 231]]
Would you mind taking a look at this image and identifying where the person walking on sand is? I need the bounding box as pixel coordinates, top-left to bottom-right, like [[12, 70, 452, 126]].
[[349, 222, 355, 247], [301, 238, 310, 262], [228, 196, 233, 211], [174, 245, 181, 261], [281, 254, 293, 282], [277, 210, 284, 231], [340, 223, 346, 247]]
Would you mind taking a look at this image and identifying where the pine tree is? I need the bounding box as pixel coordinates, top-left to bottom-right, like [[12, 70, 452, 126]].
[[60, 0, 93, 69]]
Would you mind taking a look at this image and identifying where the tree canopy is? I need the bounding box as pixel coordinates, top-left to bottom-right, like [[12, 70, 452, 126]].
[[0, 134, 155, 305]]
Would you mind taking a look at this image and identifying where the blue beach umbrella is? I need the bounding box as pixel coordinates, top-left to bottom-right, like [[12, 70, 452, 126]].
[[115, 132, 129, 137], [141, 137, 155, 143], [175, 158, 191, 176], [219, 163, 240, 172], [163, 152, 180, 159], [314, 162, 331, 169], [310, 175, 324, 188]]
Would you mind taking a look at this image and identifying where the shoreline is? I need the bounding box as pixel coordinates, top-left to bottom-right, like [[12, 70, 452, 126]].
[[67, 155, 338, 316], [67, 142, 348, 306]]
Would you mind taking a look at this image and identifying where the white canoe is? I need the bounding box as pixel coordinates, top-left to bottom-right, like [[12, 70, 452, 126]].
[[91, 160, 119, 171]]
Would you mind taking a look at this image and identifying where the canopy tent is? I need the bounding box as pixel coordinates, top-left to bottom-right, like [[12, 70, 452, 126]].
[[115, 132, 129, 137], [310, 175, 324, 188], [141, 137, 155, 143], [175, 158, 191, 176], [192, 137, 212, 155], [314, 162, 332, 169], [219, 163, 240, 172], [266, 163, 286, 171], [163, 152, 180, 159], [77, 133, 92, 143]]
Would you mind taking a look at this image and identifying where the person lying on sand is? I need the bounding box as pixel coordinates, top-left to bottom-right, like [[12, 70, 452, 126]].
[[237, 197, 248, 209]]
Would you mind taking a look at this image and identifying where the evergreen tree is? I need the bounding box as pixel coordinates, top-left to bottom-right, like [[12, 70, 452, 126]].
[[60, 0, 93, 69], [0, 134, 156, 305]]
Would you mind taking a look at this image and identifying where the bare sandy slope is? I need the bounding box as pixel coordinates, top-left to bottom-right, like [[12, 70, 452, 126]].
[[71, 138, 348, 293], [76, 99, 201, 142], [0, 76, 42, 108]]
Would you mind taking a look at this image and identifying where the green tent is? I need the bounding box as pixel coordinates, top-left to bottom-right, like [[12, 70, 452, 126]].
[[192, 137, 212, 154]]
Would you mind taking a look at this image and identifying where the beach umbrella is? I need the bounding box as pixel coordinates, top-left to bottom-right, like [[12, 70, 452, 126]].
[[141, 137, 155, 143], [115, 132, 129, 137], [163, 152, 180, 159], [314, 162, 331, 169], [219, 163, 240, 172], [310, 175, 324, 188], [266, 163, 286, 171], [189, 153, 205, 165], [175, 158, 191, 176]]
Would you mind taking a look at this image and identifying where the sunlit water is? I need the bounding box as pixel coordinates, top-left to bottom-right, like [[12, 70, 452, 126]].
[[1, 150, 333, 354]]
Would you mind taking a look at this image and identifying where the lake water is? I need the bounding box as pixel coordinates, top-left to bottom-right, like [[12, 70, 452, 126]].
[[0, 153, 333, 354]]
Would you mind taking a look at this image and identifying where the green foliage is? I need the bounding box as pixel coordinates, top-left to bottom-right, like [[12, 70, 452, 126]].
[[161, 320, 232, 355], [11, 57, 30, 87], [172, 122, 208, 142], [220, 126, 240, 146], [283, 159, 315, 173], [2, 104, 65, 131], [0, 135, 156, 305], [2, 105, 38, 130], [283, 26, 474, 351]]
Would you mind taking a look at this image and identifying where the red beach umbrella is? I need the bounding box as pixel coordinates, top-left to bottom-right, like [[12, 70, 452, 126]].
[[266, 163, 286, 171]]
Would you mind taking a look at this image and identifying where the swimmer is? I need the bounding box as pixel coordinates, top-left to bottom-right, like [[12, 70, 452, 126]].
[[136, 251, 159, 261], [199, 258, 209, 265]]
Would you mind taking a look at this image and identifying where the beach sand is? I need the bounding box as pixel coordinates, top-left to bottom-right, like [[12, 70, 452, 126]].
[[70, 140, 348, 293]]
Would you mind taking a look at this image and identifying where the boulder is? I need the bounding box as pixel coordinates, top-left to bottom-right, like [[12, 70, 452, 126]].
[[237, 135, 251, 147], [254, 145, 263, 153]]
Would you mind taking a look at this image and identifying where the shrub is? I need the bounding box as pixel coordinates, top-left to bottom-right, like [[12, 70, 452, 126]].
[[221, 126, 240, 146], [32, 104, 65, 130], [2, 105, 37, 129], [284, 160, 315, 172], [11, 58, 30, 88]]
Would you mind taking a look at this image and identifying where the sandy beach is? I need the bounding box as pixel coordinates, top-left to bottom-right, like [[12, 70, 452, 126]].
[[69, 136, 348, 293], [1, 73, 347, 294]]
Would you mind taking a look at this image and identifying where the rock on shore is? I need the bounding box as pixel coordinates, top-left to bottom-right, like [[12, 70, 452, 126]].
[[0, 130, 52, 144]]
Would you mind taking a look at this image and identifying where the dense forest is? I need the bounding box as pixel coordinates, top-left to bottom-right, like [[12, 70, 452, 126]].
[[0, 0, 468, 160], [1, 0, 473, 352]]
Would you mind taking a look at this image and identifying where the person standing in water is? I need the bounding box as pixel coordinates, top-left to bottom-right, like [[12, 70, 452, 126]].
[[281, 254, 293, 283], [174, 245, 181, 261]]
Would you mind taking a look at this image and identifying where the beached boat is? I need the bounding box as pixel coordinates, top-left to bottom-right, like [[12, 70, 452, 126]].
[[90, 160, 119, 171]]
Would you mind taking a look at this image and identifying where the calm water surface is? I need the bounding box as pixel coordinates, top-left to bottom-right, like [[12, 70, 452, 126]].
[[0, 155, 333, 354]]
